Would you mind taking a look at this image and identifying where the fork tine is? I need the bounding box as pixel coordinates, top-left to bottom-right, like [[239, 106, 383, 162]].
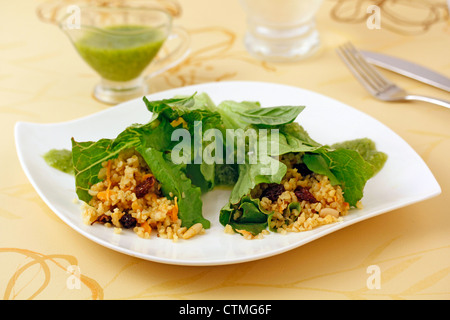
[[336, 45, 379, 96], [339, 43, 384, 91], [343, 42, 392, 89]]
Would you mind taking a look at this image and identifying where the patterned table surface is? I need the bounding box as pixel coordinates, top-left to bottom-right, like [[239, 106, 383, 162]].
[[1, 0, 449, 299]]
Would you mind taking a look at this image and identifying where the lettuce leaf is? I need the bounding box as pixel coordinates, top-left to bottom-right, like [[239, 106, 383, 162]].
[[72, 127, 142, 203], [143, 93, 231, 192], [72, 94, 223, 229], [229, 155, 287, 205], [216, 100, 304, 129], [220, 196, 270, 235], [68, 92, 386, 236], [219, 120, 386, 234], [233, 105, 304, 128], [136, 147, 209, 228], [143, 94, 224, 135], [331, 138, 388, 176], [216, 100, 261, 130], [303, 149, 375, 207]]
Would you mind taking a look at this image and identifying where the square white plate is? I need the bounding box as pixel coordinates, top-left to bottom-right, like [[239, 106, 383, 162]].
[[15, 81, 441, 266]]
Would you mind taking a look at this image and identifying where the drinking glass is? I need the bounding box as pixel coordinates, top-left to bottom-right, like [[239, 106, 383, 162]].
[[57, 6, 190, 104], [240, 0, 324, 62]]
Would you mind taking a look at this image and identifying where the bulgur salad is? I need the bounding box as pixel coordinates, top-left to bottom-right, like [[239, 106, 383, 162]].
[[44, 93, 387, 240]]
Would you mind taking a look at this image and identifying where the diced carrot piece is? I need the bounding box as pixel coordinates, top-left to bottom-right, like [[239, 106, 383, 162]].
[[171, 196, 178, 221], [97, 190, 115, 201], [141, 221, 152, 234], [132, 201, 143, 212]]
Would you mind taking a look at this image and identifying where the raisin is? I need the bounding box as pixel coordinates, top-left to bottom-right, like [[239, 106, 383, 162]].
[[294, 187, 318, 203], [261, 184, 285, 202], [135, 175, 155, 198], [91, 214, 112, 225], [119, 212, 137, 229], [293, 163, 312, 176]]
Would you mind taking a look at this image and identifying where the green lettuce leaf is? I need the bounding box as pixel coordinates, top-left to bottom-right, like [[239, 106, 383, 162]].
[[144, 93, 228, 192], [216, 100, 261, 130], [72, 127, 142, 202], [216, 100, 304, 129], [214, 163, 239, 186], [303, 149, 375, 207], [72, 94, 224, 228], [220, 196, 270, 236], [257, 123, 324, 157], [279, 122, 322, 148], [229, 155, 287, 204], [331, 138, 388, 177], [68, 92, 387, 237], [234, 105, 305, 128], [136, 147, 209, 229], [219, 119, 386, 234]]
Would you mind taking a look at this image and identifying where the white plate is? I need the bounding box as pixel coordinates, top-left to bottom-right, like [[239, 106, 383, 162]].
[[15, 81, 441, 266]]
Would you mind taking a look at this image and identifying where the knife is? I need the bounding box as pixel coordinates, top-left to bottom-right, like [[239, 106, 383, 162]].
[[360, 50, 450, 92]]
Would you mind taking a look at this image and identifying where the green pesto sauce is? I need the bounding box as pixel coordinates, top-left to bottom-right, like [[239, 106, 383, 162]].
[[43, 149, 73, 174], [74, 25, 166, 82]]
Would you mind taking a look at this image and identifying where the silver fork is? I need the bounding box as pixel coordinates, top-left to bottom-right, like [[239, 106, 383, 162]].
[[336, 42, 450, 109]]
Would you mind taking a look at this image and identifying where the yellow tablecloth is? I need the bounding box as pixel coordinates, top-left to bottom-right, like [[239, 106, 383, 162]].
[[1, 0, 449, 300]]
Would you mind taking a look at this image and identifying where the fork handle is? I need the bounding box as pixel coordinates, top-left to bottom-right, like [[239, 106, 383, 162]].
[[405, 94, 450, 109]]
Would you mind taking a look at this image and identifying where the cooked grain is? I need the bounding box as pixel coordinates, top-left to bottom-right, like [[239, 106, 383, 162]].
[[252, 153, 350, 235], [82, 150, 200, 241]]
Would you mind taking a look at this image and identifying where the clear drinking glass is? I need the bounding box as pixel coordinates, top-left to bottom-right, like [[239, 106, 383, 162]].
[[57, 6, 190, 104], [240, 0, 324, 62]]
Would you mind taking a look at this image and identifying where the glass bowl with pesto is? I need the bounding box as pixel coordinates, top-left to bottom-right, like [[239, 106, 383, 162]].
[[58, 6, 190, 104]]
